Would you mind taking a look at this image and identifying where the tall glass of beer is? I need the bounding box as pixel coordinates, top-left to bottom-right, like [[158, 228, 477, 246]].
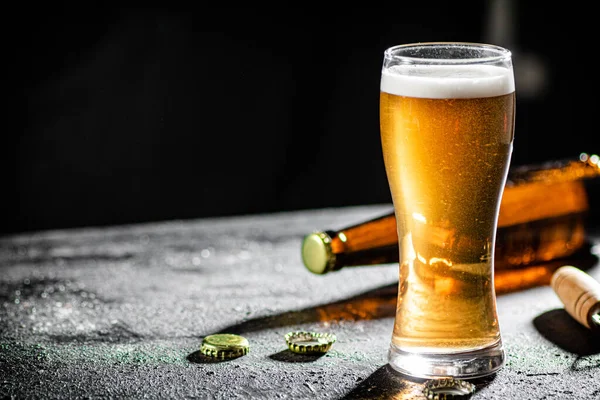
[[380, 42, 515, 378]]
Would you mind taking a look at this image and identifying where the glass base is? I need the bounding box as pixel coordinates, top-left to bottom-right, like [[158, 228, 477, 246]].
[[387, 340, 505, 379]]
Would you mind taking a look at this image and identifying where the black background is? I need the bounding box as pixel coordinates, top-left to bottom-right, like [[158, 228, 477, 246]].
[[12, 4, 599, 235]]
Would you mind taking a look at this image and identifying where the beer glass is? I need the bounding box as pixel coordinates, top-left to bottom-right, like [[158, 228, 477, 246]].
[[380, 42, 515, 378]]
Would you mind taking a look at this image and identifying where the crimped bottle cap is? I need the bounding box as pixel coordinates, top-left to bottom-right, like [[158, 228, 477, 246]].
[[301, 231, 336, 275], [285, 331, 337, 354], [423, 378, 476, 399], [200, 334, 249, 359]]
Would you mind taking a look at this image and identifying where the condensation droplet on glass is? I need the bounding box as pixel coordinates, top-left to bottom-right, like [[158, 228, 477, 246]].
[[201, 249, 211, 258], [192, 256, 202, 266], [41, 292, 48, 299]]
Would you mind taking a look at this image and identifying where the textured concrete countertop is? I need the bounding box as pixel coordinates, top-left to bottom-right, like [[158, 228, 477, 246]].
[[1, 205, 599, 399]]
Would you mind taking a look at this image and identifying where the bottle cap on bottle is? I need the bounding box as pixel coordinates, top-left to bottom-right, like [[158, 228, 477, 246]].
[[301, 231, 336, 275], [284, 331, 337, 354], [422, 378, 476, 399], [200, 334, 249, 359]]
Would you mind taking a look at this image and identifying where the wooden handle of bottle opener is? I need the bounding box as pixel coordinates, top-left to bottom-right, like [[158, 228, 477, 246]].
[[551, 265, 600, 332]]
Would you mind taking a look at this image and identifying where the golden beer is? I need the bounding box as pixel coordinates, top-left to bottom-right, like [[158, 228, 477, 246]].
[[380, 43, 515, 378]]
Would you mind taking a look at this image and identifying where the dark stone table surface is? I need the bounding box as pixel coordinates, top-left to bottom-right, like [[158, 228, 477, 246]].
[[1, 204, 599, 399]]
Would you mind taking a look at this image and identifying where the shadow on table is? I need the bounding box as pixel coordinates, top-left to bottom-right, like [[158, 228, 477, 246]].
[[186, 280, 399, 366], [340, 363, 498, 399], [533, 309, 600, 356], [268, 349, 325, 363], [212, 282, 399, 336], [208, 242, 598, 337]]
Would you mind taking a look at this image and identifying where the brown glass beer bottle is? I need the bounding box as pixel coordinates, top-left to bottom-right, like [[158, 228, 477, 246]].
[[302, 153, 600, 275]]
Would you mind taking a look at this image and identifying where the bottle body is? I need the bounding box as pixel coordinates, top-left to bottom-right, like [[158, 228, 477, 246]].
[[302, 179, 591, 275]]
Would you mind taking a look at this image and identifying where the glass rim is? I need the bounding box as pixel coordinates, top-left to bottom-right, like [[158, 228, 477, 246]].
[[384, 42, 512, 65]]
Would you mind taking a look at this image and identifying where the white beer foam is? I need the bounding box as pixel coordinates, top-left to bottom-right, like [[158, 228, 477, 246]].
[[381, 64, 515, 99]]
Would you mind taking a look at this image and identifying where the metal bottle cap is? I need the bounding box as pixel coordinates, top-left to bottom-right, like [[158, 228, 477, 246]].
[[285, 331, 337, 354], [200, 334, 249, 359], [301, 231, 336, 275], [423, 378, 476, 399]]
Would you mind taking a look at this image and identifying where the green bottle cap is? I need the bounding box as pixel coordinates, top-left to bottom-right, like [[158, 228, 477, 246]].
[[200, 334, 249, 359], [301, 231, 336, 275], [422, 378, 476, 399], [284, 331, 337, 354]]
